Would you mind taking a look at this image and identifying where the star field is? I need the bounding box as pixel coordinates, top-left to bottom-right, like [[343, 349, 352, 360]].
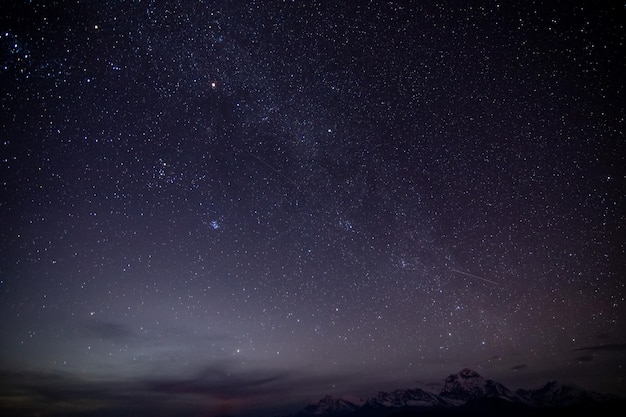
[[0, 1, 624, 416]]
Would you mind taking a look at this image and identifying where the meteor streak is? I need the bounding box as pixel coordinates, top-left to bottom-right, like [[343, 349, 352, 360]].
[[450, 268, 499, 286], [246, 151, 299, 188]]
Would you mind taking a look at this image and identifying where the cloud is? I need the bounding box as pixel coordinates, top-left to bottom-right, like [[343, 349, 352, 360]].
[[0, 367, 249, 416], [573, 343, 626, 352], [149, 366, 290, 396], [83, 321, 135, 341], [0, 363, 352, 417]]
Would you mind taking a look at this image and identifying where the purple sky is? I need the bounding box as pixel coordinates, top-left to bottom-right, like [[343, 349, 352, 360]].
[[1, 1, 624, 416]]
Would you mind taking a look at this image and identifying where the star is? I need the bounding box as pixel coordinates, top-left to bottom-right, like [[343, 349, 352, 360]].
[[0, 1, 623, 416]]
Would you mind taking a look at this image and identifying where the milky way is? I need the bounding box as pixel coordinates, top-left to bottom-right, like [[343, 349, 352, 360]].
[[1, 1, 624, 416]]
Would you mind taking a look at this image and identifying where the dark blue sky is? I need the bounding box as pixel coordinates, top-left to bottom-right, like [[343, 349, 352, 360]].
[[1, 1, 624, 416]]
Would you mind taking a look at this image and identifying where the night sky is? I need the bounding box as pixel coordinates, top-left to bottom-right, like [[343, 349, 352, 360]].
[[1, 1, 624, 416]]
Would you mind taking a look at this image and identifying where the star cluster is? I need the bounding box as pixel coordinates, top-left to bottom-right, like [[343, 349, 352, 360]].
[[0, 1, 624, 416]]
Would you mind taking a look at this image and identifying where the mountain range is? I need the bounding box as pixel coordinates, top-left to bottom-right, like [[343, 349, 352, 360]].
[[284, 368, 622, 417]]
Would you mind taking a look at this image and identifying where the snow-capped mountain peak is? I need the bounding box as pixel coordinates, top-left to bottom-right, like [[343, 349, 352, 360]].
[[364, 387, 448, 408], [285, 369, 620, 417], [440, 368, 488, 401], [516, 381, 615, 407], [300, 395, 359, 415], [440, 368, 520, 402]]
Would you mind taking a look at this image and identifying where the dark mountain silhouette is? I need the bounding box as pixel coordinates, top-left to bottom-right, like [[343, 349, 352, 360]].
[[282, 368, 623, 417]]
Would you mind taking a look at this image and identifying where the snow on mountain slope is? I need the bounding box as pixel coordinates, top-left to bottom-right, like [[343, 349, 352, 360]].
[[517, 381, 615, 407], [364, 387, 449, 408], [440, 368, 521, 403], [285, 369, 620, 417], [299, 395, 359, 415]]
